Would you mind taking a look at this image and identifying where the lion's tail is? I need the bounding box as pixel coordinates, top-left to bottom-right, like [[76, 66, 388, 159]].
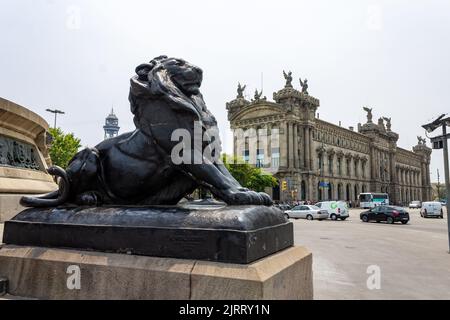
[[20, 166, 70, 208]]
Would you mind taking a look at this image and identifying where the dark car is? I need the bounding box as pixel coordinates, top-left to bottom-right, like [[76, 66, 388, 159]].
[[360, 206, 410, 224]]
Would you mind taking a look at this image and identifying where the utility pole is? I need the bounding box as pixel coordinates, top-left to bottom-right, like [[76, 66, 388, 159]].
[[423, 114, 450, 253], [437, 169, 441, 200], [46, 108, 65, 129], [442, 123, 450, 252]]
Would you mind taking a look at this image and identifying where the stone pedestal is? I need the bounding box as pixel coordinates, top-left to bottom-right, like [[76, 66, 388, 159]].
[[0, 245, 313, 300], [0, 195, 24, 222], [0, 98, 57, 222]]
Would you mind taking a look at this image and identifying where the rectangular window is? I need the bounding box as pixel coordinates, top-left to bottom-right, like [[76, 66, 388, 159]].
[[271, 147, 280, 168], [256, 149, 264, 168], [243, 150, 249, 163]]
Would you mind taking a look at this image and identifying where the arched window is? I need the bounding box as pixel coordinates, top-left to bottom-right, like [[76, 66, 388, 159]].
[[346, 184, 351, 201], [328, 155, 333, 175], [328, 183, 333, 200], [318, 182, 323, 201], [301, 181, 307, 200], [318, 153, 324, 172], [272, 182, 280, 201]]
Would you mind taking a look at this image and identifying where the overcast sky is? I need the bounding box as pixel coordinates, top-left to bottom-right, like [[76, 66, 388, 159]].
[[1, 0, 449, 182]]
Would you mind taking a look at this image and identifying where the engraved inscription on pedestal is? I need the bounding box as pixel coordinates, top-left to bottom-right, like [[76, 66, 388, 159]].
[[0, 135, 42, 171]]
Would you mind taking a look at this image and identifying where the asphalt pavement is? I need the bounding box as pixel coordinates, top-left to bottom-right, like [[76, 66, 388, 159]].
[[294, 207, 450, 299]]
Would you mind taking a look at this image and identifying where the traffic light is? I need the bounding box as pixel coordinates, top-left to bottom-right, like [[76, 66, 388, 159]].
[[281, 180, 288, 191]]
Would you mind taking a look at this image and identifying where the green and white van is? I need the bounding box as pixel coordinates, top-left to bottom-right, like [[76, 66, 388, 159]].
[[315, 201, 350, 221]]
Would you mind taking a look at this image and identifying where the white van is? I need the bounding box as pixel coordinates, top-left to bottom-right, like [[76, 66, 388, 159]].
[[420, 202, 444, 218], [315, 201, 349, 221]]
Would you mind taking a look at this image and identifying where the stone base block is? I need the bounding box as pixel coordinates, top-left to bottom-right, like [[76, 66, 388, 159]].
[[0, 245, 313, 300], [0, 194, 25, 222]]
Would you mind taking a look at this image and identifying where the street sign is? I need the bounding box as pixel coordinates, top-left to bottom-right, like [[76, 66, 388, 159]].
[[319, 182, 330, 188]]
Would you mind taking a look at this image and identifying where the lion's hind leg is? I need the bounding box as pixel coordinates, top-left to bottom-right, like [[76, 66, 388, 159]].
[[75, 191, 103, 206], [139, 173, 198, 205]]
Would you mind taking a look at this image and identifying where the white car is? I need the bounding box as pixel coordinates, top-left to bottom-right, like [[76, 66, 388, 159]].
[[420, 201, 444, 218], [284, 205, 329, 221], [315, 201, 350, 221], [408, 200, 422, 209]]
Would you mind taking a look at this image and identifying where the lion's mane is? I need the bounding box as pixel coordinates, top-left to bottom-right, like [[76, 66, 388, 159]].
[[128, 56, 207, 129]]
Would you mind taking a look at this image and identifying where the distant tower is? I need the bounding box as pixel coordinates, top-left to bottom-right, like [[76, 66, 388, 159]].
[[103, 108, 120, 139]]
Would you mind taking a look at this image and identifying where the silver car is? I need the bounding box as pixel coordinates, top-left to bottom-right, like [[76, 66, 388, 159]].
[[284, 205, 329, 221], [408, 200, 421, 209]]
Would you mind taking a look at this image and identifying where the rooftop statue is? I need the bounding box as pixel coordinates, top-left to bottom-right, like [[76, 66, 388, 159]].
[[254, 89, 262, 101], [237, 83, 246, 99], [383, 117, 392, 131], [299, 78, 309, 95], [283, 70, 293, 88], [363, 107, 373, 123], [378, 117, 386, 131], [21, 56, 272, 208], [417, 136, 426, 145]]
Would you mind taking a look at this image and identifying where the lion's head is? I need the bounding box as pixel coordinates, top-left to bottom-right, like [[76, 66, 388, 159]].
[[129, 56, 207, 120]]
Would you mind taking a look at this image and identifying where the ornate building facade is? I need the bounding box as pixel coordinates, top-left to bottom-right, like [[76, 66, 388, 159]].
[[227, 75, 432, 204]]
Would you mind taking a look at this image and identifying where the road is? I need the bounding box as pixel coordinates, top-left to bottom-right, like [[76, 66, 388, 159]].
[[0, 208, 449, 300], [294, 207, 450, 299]]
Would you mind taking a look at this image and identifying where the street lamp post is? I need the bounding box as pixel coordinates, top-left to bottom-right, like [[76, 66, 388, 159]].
[[422, 114, 450, 253], [46, 108, 65, 129], [441, 122, 450, 253]]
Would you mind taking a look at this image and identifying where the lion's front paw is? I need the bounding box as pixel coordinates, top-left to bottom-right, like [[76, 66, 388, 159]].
[[214, 189, 273, 206]]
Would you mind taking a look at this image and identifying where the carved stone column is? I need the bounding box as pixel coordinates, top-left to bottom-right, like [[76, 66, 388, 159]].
[[280, 122, 288, 168], [293, 124, 299, 169], [304, 126, 311, 170], [288, 122, 294, 169], [370, 147, 377, 180], [309, 127, 314, 170]]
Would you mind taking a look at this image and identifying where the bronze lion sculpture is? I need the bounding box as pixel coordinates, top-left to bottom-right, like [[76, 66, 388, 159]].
[[21, 56, 272, 207]]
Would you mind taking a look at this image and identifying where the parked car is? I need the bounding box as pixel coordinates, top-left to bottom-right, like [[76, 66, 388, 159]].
[[408, 200, 422, 209], [360, 206, 410, 224], [284, 205, 329, 221], [276, 204, 292, 212], [420, 201, 444, 218], [315, 201, 349, 221]]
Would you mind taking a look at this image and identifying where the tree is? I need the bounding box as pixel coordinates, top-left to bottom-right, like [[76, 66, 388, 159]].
[[48, 128, 81, 169], [222, 154, 278, 192]]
